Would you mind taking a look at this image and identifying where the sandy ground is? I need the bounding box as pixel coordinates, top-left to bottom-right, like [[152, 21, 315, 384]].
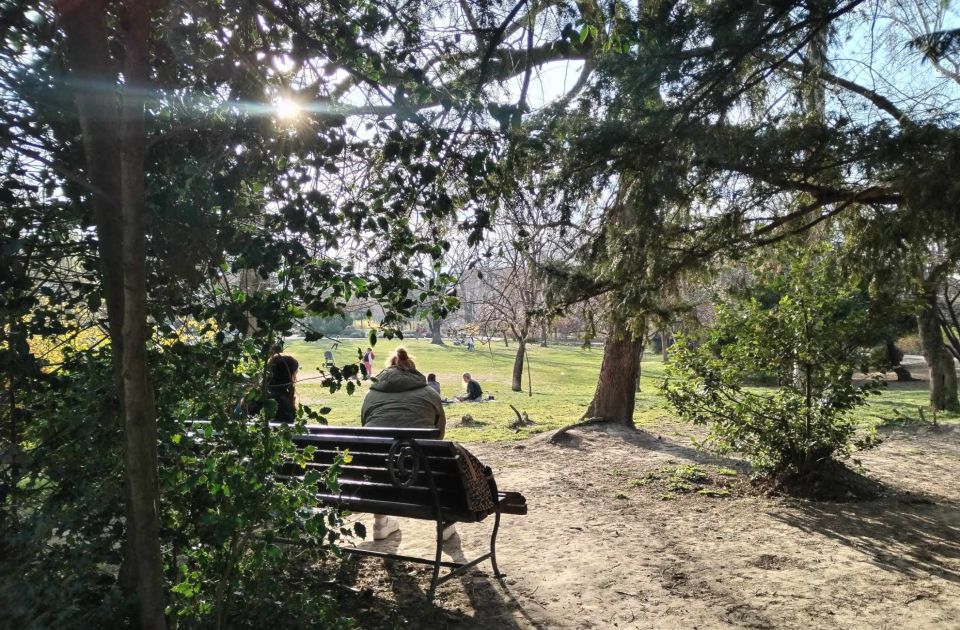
[[331, 416, 960, 629]]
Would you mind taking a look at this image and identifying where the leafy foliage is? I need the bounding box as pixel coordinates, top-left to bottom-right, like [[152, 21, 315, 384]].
[[0, 0, 516, 624], [662, 247, 883, 476]]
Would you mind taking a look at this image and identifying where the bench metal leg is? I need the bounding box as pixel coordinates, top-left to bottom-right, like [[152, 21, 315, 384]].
[[490, 508, 502, 578], [426, 518, 444, 600]]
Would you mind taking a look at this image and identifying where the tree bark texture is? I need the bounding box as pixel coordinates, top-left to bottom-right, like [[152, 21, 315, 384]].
[[584, 320, 644, 426], [511, 338, 526, 392], [918, 285, 960, 413], [58, 0, 139, 599], [60, 1, 167, 626], [119, 3, 166, 626], [428, 317, 443, 345]]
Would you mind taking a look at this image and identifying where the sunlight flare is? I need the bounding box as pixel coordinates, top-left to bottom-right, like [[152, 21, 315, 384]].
[[275, 97, 301, 121]]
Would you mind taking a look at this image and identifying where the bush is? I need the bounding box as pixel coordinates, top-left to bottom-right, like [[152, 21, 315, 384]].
[[1, 337, 356, 628], [662, 247, 882, 477]]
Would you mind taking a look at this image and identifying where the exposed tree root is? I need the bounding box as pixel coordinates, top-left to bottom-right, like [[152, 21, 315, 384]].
[[548, 417, 631, 444]]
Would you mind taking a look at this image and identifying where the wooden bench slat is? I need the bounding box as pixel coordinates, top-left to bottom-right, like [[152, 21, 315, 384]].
[[291, 451, 462, 474], [279, 462, 457, 485], [316, 493, 479, 522], [292, 433, 456, 452], [294, 424, 442, 439], [281, 474, 466, 503], [296, 447, 458, 463]]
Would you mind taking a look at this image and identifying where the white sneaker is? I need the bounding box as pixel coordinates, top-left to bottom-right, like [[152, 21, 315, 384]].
[[442, 523, 457, 541], [373, 516, 400, 540]]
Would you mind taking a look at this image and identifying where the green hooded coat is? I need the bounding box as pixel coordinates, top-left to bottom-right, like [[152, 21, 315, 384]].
[[361, 367, 446, 433]]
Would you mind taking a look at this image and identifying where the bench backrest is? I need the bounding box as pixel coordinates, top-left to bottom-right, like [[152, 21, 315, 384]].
[[282, 425, 490, 523]]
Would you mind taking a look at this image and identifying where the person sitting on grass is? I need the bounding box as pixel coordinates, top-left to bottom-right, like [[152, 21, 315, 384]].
[[457, 372, 483, 402], [360, 347, 451, 540], [426, 373, 441, 396]]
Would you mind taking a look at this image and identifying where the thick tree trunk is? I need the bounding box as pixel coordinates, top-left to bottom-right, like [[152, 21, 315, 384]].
[[59, 0, 137, 599], [428, 317, 443, 345], [584, 320, 645, 426], [940, 286, 960, 362], [918, 287, 960, 413], [660, 327, 670, 363], [540, 320, 548, 347], [511, 338, 526, 392]]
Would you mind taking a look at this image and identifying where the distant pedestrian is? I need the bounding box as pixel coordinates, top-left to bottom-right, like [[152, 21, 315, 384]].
[[362, 346, 374, 379]]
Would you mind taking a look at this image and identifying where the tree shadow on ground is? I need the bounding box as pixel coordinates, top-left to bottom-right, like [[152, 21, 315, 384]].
[[550, 423, 750, 471], [332, 529, 531, 628], [771, 499, 960, 584], [441, 534, 538, 629]]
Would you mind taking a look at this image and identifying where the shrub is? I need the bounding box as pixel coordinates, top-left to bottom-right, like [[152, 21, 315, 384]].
[[662, 247, 883, 477]]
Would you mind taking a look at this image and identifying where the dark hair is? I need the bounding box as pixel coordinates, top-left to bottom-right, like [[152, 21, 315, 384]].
[[243, 352, 300, 422], [268, 353, 299, 396], [387, 347, 416, 370], [255, 353, 299, 422], [427, 373, 436, 381]]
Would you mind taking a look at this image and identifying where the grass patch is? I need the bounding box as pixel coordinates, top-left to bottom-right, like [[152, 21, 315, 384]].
[[628, 464, 742, 499], [284, 338, 957, 443], [289, 337, 670, 442], [697, 488, 731, 498], [629, 472, 662, 487], [671, 464, 709, 484]]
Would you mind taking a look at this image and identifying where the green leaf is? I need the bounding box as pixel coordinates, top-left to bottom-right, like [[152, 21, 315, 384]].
[[578, 24, 591, 43]]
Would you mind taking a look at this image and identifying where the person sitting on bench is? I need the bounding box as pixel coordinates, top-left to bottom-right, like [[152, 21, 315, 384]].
[[457, 372, 483, 402], [242, 352, 300, 423], [360, 347, 449, 540]]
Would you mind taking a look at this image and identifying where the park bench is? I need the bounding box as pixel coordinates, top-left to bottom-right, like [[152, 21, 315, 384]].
[[279, 424, 528, 599]]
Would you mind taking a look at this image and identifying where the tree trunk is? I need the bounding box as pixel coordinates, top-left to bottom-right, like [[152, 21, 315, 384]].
[[918, 286, 960, 412], [584, 320, 645, 426], [118, 3, 166, 627], [540, 320, 548, 347], [511, 338, 526, 392], [636, 339, 646, 391], [428, 317, 443, 345], [59, 0, 139, 602], [940, 285, 960, 362], [661, 327, 670, 363]]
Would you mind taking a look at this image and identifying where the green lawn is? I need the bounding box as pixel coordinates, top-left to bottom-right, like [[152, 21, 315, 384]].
[[288, 338, 956, 443]]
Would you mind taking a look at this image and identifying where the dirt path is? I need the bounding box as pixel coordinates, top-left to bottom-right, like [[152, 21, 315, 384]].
[[335, 421, 960, 629]]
